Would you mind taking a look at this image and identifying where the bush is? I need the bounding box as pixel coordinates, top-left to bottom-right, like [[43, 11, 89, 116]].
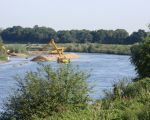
[[130, 37, 150, 78], [124, 77, 150, 98], [98, 77, 150, 120], [0, 64, 91, 120]]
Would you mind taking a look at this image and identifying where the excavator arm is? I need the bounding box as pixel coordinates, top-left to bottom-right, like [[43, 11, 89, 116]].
[[50, 39, 70, 63], [50, 39, 64, 55]]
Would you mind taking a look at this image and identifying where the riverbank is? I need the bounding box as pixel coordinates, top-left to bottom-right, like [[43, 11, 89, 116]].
[[63, 43, 131, 55], [6, 43, 131, 55], [38, 78, 150, 120]]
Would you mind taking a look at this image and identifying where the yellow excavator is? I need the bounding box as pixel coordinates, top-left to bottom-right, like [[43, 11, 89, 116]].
[[50, 39, 70, 63], [48, 39, 64, 54]]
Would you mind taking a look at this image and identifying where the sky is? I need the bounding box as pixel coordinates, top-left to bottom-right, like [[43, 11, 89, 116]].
[[0, 0, 150, 33]]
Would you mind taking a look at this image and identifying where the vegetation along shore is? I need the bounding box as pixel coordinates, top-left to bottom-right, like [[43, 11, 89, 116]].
[[0, 30, 150, 119]]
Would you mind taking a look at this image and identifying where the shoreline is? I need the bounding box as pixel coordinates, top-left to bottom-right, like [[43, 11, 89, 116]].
[[0, 52, 130, 64]]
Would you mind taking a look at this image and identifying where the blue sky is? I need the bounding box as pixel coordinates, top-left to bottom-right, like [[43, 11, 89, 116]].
[[0, 0, 150, 33]]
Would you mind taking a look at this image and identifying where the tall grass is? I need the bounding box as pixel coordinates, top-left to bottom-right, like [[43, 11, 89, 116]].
[[5, 43, 131, 55], [63, 43, 131, 55], [6, 44, 27, 53]]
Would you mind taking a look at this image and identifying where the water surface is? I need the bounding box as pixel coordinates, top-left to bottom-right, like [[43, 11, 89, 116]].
[[0, 53, 136, 110]]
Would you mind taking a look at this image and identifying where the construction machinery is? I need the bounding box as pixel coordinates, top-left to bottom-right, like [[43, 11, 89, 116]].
[[50, 39, 70, 63], [41, 40, 64, 54], [31, 39, 79, 63]]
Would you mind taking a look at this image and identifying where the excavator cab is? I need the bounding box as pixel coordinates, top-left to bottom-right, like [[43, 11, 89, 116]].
[[57, 56, 70, 63]]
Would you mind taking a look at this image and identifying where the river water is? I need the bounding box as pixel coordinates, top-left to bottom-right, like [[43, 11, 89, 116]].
[[0, 53, 136, 110]]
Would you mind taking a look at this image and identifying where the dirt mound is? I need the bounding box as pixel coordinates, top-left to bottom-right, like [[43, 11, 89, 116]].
[[31, 55, 51, 62]]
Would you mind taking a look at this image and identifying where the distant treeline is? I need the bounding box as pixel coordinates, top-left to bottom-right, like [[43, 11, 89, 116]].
[[0, 25, 148, 44]]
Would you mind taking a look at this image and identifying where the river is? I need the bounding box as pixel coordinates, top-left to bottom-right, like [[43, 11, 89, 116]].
[[0, 53, 136, 110]]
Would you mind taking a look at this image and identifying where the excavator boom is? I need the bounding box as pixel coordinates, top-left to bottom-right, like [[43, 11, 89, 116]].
[[50, 39, 70, 63]]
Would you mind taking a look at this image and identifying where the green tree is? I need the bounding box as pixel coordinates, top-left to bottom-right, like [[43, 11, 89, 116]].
[[130, 37, 150, 78], [113, 29, 129, 44], [126, 29, 147, 44], [57, 30, 73, 43], [76, 30, 93, 43]]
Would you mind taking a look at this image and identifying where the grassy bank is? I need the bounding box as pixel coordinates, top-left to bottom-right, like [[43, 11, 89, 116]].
[[63, 43, 131, 55], [6, 44, 27, 53], [6, 43, 132, 55], [28, 78, 150, 120]]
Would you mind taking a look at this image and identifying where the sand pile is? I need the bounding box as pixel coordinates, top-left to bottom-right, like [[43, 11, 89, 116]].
[[64, 53, 80, 59], [31, 53, 79, 62]]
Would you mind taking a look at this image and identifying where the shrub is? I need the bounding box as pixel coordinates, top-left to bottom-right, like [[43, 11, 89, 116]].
[[130, 37, 150, 78], [124, 77, 150, 98], [0, 64, 91, 120]]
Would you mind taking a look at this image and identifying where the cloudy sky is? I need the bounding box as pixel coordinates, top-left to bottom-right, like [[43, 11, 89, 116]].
[[0, 0, 150, 33]]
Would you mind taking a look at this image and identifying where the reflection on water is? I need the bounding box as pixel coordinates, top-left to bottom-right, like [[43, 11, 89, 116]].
[[0, 53, 136, 110]]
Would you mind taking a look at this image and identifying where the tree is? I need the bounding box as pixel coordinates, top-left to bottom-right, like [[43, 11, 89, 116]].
[[57, 30, 73, 43], [126, 30, 147, 44], [76, 30, 93, 43], [113, 29, 129, 44], [130, 37, 150, 78], [91, 30, 107, 43], [0, 25, 145, 44]]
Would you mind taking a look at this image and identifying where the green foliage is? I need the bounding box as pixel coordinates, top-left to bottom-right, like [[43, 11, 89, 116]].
[[99, 77, 150, 120], [1, 26, 56, 44], [1, 72, 150, 120], [126, 29, 147, 44], [22, 76, 150, 120], [124, 78, 150, 98], [1, 64, 90, 120], [1, 26, 147, 44], [130, 37, 150, 78], [64, 43, 131, 55], [103, 78, 150, 100]]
